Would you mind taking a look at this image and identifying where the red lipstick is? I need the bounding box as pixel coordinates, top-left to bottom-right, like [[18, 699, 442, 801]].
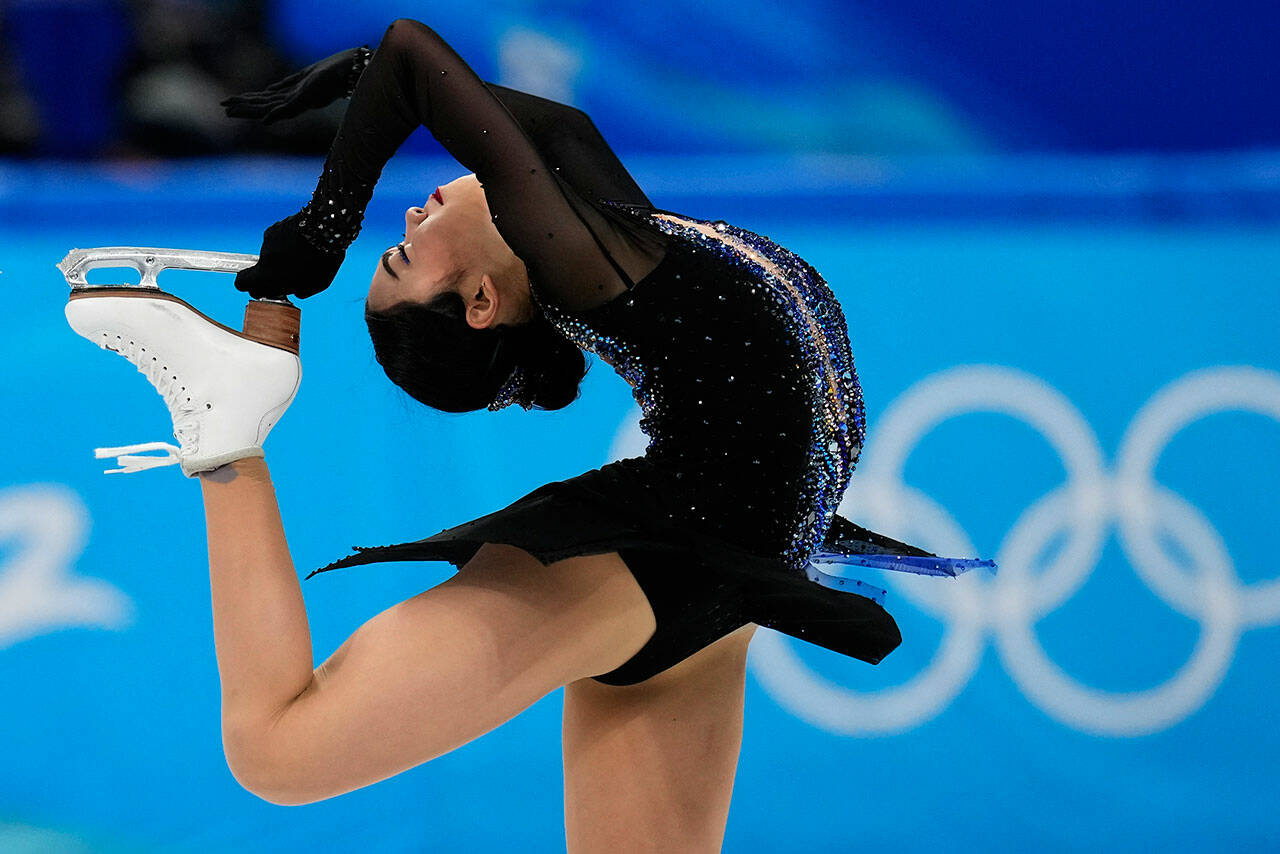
[[432, 186, 443, 204]]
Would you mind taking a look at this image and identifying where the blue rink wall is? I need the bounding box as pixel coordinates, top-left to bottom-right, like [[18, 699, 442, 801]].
[[1, 153, 1278, 852]]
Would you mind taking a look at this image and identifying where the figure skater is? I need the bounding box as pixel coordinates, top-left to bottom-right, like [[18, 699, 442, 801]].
[[66, 18, 993, 851]]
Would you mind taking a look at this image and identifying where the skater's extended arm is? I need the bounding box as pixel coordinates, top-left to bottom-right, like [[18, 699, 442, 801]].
[[239, 18, 661, 310], [224, 43, 649, 210]]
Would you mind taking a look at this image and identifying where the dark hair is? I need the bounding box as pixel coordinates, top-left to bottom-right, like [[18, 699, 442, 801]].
[[364, 287, 589, 413]]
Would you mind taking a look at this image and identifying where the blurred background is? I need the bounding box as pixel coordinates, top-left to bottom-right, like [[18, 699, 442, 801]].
[[2, 1, 1278, 851]]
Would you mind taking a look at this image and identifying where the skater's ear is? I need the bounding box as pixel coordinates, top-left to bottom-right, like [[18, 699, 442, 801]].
[[463, 272, 502, 331]]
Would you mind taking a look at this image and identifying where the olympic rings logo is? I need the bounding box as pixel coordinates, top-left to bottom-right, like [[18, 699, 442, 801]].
[[743, 364, 1280, 737]]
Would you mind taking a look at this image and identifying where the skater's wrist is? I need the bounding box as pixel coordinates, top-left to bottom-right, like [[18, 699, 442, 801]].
[[345, 46, 374, 97]]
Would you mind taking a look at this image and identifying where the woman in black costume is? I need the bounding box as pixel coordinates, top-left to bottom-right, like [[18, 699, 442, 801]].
[[209, 17, 993, 847]]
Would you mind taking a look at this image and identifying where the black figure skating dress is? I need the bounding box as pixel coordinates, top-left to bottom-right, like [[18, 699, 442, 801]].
[[289, 19, 995, 685]]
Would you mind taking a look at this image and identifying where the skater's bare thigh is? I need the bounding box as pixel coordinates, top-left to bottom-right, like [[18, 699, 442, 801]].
[[563, 622, 757, 853], [232, 543, 656, 805]]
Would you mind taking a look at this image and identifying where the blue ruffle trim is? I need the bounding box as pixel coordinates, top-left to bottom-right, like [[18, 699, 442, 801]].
[[804, 548, 998, 606]]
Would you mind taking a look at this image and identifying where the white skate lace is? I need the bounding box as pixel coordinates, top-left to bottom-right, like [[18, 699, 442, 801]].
[[93, 333, 201, 474]]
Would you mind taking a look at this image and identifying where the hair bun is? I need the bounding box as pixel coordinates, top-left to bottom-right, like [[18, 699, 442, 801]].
[[488, 311, 587, 411]]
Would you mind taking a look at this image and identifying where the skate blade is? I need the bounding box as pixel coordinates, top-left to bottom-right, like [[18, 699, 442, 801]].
[[57, 246, 259, 290]]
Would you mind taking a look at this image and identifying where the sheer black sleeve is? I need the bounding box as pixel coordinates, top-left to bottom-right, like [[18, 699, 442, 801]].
[[296, 18, 665, 312], [481, 82, 652, 209]]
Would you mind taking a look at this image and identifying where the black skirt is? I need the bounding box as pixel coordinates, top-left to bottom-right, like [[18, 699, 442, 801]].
[[305, 455, 913, 685]]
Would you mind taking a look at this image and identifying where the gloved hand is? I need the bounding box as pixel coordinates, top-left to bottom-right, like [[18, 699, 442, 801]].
[[236, 213, 345, 300], [221, 46, 371, 124]]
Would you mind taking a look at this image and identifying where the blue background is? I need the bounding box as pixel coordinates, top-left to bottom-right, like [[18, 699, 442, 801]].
[[2, 1, 1279, 851]]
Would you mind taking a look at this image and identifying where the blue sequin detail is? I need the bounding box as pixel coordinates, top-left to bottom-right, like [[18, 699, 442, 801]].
[[527, 284, 661, 427], [486, 363, 533, 412]]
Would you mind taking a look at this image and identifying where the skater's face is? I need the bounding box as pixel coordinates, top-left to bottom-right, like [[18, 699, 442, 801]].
[[366, 173, 533, 330]]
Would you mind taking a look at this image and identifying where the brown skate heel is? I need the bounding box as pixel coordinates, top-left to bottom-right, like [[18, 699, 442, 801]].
[[243, 300, 301, 356]]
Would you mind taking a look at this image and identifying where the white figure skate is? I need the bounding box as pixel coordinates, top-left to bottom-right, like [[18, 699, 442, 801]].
[[60, 247, 302, 478]]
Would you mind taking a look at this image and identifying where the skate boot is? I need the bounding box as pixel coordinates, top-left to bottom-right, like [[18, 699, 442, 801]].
[[59, 247, 302, 478]]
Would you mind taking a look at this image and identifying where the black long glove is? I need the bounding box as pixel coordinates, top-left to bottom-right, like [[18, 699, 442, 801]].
[[223, 47, 372, 299], [232, 212, 345, 300], [221, 46, 372, 124]]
